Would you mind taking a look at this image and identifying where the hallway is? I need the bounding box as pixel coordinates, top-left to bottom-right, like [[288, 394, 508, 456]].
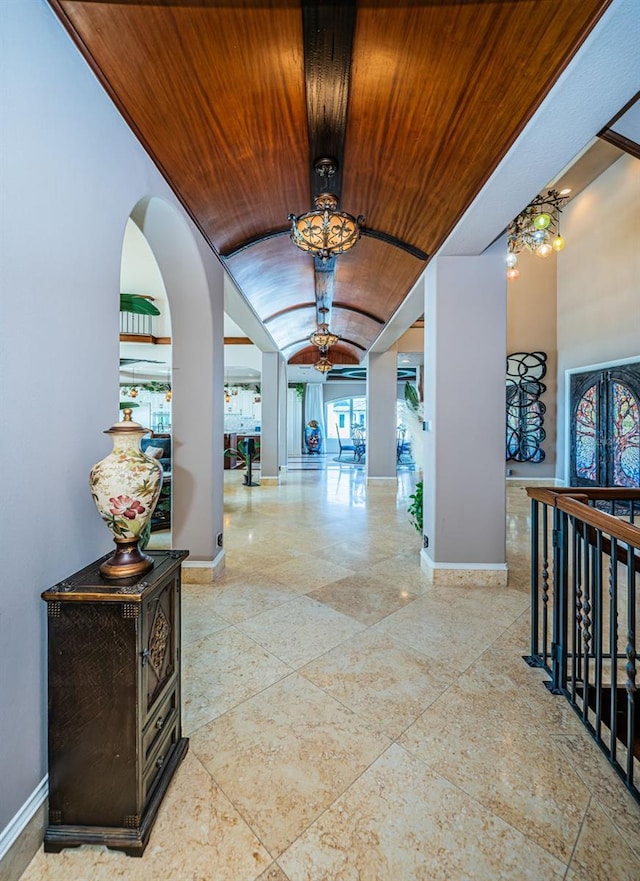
[[21, 472, 640, 880]]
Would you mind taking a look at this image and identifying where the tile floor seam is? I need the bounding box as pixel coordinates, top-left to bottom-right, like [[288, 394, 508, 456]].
[[183, 642, 296, 737], [561, 794, 591, 880], [390, 739, 573, 873], [269, 740, 400, 864], [235, 609, 370, 671], [190, 749, 281, 868]]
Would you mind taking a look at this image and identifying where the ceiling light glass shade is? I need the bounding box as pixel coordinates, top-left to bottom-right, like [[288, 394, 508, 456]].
[[533, 212, 552, 230], [309, 323, 340, 348], [289, 193, 364, 261], [314, 356, 333, 374], [536, 242, 553, 258], [506, 267, 520, 281], [506, 252, 518, 268], [552, 234, 565, 252]]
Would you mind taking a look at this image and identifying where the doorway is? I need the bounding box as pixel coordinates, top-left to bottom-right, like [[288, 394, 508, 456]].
[[569, 361, 640, 487]]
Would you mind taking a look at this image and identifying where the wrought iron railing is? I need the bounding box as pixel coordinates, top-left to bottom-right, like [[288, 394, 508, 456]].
[[526, 486, 640, 803], [120, 311, 153, 335]]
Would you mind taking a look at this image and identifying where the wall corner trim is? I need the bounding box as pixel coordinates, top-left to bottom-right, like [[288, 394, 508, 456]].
[[0, 776, 48, 861]]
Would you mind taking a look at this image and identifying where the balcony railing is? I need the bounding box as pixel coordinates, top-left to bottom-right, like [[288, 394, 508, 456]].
[[526, 486, 640, 803], [120, 311, 154, 335]]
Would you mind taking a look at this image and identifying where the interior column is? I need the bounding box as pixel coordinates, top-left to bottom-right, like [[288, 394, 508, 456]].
[[422, 244, 508, 585], [261, 352, 282, 484], [366, 350, 398, 484]]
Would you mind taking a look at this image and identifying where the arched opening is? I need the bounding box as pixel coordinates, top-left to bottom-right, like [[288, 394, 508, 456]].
[[123, 196, 225, 572], [120, 217, 174, 547]]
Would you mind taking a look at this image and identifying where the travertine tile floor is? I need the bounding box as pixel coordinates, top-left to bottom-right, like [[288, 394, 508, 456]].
[[21, 468, 640, 880]]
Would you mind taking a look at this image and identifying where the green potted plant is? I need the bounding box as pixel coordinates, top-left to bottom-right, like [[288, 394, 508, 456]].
[[407, 481, 423, 534]]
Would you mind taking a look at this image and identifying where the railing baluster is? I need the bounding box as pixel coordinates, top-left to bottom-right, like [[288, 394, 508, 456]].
[[625, 541, 637, 787], [527, 498, 540, 665], [542, 503, 550, 672], [594, 530, 603, 741], [582, 522, 592, 723], [571, 517, 584, 703], [572, 516, 581, 705], [609, 538, 618, 766]]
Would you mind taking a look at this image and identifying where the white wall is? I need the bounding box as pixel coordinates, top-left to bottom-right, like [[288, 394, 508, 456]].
[[0, 0, 223, 846], [507, 248, 558, 478], [556, 154, 640, 478]]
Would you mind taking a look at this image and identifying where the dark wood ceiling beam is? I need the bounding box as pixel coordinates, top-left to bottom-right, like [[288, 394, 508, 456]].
[[303, 1, 356, 200], [314, 257, 335, 323], [362, 229, 428, 262], [263, 301, 384, 327], [223, 225, 426, 262], [220, 227, 289, 259]]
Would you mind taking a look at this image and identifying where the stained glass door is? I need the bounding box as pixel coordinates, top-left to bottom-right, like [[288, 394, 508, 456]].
[[570, 364, 640, 487]]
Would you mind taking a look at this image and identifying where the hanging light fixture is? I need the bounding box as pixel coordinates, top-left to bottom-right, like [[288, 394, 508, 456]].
[[129, 366, 138, 398], [165, 368, 172, 402], [309, 323, 340, 349], [507, 188, 569, 279], [314, 346, 333, 374], [288, 159, 364, 262]]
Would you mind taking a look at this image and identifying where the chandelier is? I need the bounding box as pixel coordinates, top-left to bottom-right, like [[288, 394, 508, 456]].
[[314, 347, 333, 374], [288, 159, 364, 261], [309, 323, 340, 349], [507, 188, 570, 280]]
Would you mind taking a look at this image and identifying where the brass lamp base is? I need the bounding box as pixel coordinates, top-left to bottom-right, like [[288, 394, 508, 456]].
[[100, 538, 154, 580]]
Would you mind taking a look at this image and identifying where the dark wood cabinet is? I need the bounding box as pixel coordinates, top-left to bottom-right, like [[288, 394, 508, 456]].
[[41, 549, 189, 857]]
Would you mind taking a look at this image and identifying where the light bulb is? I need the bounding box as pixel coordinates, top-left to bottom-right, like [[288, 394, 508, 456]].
[[506, 267, 520, 281], [506, 252, 518, 268], [533, 212, 552, 230], [536, 242, 552, 258], [552, 235, 565, 252], [532, 229, 547, 244]]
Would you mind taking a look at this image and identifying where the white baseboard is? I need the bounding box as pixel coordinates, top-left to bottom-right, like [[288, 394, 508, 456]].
[[182, 549, 225, 583], [420, 550, 508, 586], [0, 776, 48, 861], [506, 477, 566, 486]]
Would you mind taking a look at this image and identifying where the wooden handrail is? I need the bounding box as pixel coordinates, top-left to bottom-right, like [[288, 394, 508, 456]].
[[527, 486, 640, 501], [526, 485, 640, 551], [555, 494, 640, 549]]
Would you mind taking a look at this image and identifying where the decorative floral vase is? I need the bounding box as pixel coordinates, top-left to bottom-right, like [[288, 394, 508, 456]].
[[89, 408, 163, 579]]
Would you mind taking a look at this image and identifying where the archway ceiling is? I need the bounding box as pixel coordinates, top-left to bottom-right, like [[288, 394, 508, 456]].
[[52, 0, 612, 362]]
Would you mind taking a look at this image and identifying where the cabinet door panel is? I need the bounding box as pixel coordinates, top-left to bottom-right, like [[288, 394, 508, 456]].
[[142, 574, 178, 716]]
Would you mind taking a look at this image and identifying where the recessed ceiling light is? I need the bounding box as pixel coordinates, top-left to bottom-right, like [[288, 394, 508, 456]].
[[559, 187, 572, 196]]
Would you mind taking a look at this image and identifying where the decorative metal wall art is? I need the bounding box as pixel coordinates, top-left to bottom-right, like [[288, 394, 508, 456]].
[[506, 351, 547, 462]]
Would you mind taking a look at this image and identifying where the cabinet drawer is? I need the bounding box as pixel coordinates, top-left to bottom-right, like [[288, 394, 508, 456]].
[[143, 723, 178, 804], [142, 686, 178, 764]]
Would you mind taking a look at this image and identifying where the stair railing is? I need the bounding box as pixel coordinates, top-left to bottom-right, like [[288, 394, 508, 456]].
[[526, 487, 640, 802]]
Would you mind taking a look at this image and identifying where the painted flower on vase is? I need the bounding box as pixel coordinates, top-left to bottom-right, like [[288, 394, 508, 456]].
[[109, 495, 146, 520]]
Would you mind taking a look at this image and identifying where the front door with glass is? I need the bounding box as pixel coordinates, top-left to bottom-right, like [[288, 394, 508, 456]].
[[570, 362, 640, 487]]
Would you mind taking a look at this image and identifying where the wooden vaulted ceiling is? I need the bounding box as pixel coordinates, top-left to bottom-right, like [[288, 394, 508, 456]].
[[51, 0, 612, 364]]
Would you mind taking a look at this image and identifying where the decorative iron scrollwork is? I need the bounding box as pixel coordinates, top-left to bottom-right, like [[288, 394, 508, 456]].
[[506, 351, 547, 463]]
